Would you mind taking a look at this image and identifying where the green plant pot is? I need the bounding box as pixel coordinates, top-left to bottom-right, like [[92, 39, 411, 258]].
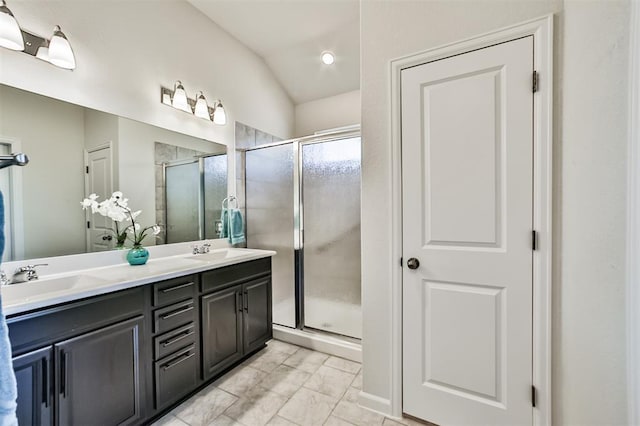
[[127, 245, 149, 266]]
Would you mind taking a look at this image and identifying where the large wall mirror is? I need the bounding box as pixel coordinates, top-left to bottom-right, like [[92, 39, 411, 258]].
[[0, 84, 227, 262]]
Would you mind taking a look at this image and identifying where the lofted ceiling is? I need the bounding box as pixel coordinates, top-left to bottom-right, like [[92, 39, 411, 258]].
[[187, 0, 360, 105]]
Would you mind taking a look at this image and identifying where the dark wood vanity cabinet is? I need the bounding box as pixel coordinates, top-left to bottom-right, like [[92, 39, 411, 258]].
[[13, 346, 52, 426], [7, 256, 272, 426], [8, 288, 146, 426], [201, 258, 273, 381]]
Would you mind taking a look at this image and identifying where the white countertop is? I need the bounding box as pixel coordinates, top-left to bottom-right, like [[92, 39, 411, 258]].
[[2, 247, 276, 316]]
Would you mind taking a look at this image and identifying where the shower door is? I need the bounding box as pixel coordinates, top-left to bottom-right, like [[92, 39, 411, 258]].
[[245, 145, 296, 328], [165, 161, 201, 243], [301, 138, 362, 338], [244, 134, 362, 339]]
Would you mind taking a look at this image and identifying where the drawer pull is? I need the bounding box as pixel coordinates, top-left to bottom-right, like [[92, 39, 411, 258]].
[[160, 282, 194, 293], [160, 304, 193, 320], [163, 352, 195, 371], [161, 329, 194, 347]]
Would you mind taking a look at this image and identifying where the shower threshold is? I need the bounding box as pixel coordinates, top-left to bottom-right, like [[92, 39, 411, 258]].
[[272, 324, 362, 362]]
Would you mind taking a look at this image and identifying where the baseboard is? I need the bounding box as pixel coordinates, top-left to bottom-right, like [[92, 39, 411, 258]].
[[273, 325, 362, 362], [358, 391, 393, 416]]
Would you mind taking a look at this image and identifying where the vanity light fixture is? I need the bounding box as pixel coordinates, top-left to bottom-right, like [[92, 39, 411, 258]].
[[321, 51, 335, 65], [0, 0, 24, 51], [0, 2, 76, 70], [48, 25, 75, 69], [160, 82, 226, 125], [193, 92, 210, 120], [212, 100, 226, 125]]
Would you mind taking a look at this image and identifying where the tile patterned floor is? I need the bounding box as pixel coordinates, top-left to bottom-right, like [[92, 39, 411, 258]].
[[152, 339, 428, 426]]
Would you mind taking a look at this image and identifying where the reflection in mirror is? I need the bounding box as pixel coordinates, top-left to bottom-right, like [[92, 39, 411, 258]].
[[0, 84, 227, 262]]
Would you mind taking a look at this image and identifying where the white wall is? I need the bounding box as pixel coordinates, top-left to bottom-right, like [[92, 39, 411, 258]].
[[294, 89, 361, 137], [0, 85, 86, 259], [0, 0, 294, 147], [360, 1, 630, 425]]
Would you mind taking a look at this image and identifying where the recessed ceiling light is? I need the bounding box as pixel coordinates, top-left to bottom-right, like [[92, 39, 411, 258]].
[[321, 51, 335, 65]]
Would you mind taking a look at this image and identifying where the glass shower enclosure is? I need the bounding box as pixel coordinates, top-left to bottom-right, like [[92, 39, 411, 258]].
[[244, 133, 361, 339], [164, 153, 227, 243]]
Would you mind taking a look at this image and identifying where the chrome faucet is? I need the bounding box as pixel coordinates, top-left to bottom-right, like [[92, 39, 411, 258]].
[[10, 264, 48, 284], [192, 243, 211, 255]]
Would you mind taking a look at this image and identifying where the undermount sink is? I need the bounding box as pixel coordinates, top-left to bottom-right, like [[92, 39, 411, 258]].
[[2, 274, 110, 304], [187, 248, 249, 263]]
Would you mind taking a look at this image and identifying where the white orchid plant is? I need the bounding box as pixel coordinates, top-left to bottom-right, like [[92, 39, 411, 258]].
[[81, 191, 161, 248]]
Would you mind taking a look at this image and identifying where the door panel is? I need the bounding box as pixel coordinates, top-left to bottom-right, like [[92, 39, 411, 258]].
[[301, 138, 362, 338], [56, 316, 144, 426], [13, 346, 53, 426], [243, 277, 272, 353], [85, 147, 113, 252], [246, 145, 296, 328], [402, 37, 534, 425], [201, 286, 243, 380], [165, 161, 200, 243]]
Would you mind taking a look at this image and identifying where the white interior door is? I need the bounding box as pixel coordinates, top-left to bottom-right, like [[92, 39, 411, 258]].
[[401, 37, 534, 425], [85, 146, 113, 252]]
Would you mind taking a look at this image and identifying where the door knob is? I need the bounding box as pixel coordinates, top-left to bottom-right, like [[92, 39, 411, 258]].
[[407, 258, 420, 270]]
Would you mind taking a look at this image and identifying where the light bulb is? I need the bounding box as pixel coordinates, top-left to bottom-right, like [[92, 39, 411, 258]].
[[194, 92, 210, 120], [171, 81, 191, 113], [212, 101, 226, 125], [321, 51, 335, 65], [48, 25, 76, 69], [0, 0, 24, 51]]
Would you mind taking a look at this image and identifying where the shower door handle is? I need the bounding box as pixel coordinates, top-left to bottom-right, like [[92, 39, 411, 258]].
[[407, 258, 420, 270]]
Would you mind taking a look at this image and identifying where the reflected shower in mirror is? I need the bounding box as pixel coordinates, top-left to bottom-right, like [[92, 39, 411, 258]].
[[0, 84, 227, 262]]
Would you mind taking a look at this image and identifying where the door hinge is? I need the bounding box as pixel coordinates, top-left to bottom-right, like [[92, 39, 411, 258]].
[[532, 230, 538, 251], [85, 165, 89, 174], [400, 257, 403, 267], [532, 385, 537, 407], [532, 71, 539, 93], [87, 221, 90, 229]]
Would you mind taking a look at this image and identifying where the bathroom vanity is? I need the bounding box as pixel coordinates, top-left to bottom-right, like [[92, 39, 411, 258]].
[[3, 248, 274, 425]]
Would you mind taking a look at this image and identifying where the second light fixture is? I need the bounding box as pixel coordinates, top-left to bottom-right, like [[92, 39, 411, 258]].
[[161, 81, 226, 125]]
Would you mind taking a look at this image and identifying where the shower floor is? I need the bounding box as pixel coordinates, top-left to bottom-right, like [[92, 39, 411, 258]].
[[273, 296, 362, 340]]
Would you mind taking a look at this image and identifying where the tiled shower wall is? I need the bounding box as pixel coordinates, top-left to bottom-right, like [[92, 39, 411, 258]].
[[235, 121, 284, 247]]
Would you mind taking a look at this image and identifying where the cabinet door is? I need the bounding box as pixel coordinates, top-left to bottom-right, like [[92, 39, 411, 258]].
[[201, 286, 243, 380], [243, 277, 272, 354], [56, 316, 144, 426], [13, 346, 52, 426]]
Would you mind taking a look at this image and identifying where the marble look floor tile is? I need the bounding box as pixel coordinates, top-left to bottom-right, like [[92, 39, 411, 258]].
[[171, 387, 237, 426], [351, 372, 363, 390], [284, 348, 330, 374], [324, 416, 356, 425], [323, 356, 361, 374], [341, 387, 360, 404], [151, 414, 189, 426], [267, 340, 300, 355], [266, 415, 299, 425], [278, 387, 338, 426], [215, 366, 267, 397], [259, 364, 311, 398], [224, 386, 289, 426], [304, 365, 356, 399], [210, 414, 245, 425], [244, 348, 292, 373], [332, 400, 386, 426]]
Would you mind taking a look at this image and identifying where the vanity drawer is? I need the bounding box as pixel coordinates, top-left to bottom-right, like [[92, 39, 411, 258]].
[[153, 300, 194, 334], [153, 275, 197, 307], [201, 258, 271, 294], [154, 345, 197, 409], [154, 323, 195, 360]]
